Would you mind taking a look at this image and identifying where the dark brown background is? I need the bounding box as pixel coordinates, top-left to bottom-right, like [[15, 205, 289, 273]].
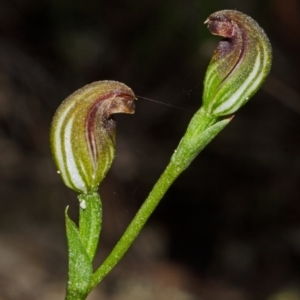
[[1, 0, 300, 299]]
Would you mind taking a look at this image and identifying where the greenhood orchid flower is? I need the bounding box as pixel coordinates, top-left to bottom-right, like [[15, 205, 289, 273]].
[[50, 80, 136, 194], [203, 10, 272, 116]]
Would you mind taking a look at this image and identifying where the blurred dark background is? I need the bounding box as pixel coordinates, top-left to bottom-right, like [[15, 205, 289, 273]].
[[1, 0, 300, 299]]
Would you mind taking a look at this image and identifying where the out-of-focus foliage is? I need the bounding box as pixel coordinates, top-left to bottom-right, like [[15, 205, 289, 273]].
[[1, 0, 300, 299]]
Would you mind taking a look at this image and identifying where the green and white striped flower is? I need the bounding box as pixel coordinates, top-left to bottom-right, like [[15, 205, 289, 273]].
[[203, 10, 272, 116], [50, 81, 136, 193]]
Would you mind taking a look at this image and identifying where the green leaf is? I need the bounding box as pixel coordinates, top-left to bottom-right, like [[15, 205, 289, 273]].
[[171, 108, 232, 169], [65, 208, 93, 300]]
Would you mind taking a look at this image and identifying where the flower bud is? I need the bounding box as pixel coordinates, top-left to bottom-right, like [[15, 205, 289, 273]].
[[203, 10, 272, 116], [50, 81, 136, 193]]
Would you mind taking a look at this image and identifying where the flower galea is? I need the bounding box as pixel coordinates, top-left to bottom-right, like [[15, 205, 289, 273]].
[[203, 10, 272, 116], [50, 81, 136, 193]]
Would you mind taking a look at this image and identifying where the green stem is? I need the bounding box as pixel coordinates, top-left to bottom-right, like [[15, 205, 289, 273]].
[[65, 291, 87, 300], [87, 108, 232, 292], [64, 192, 102, 300], [78, 192, 102, 261]]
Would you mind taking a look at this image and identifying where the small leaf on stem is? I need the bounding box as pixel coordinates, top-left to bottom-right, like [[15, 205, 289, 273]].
[[65, 208, 92, 300]]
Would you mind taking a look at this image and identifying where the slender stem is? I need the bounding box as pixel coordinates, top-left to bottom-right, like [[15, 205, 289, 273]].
[[87, 160, 180, 292], [65, 291, 87, 300], [78, 192, 102, 261], [87, 108, 231, 292]]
